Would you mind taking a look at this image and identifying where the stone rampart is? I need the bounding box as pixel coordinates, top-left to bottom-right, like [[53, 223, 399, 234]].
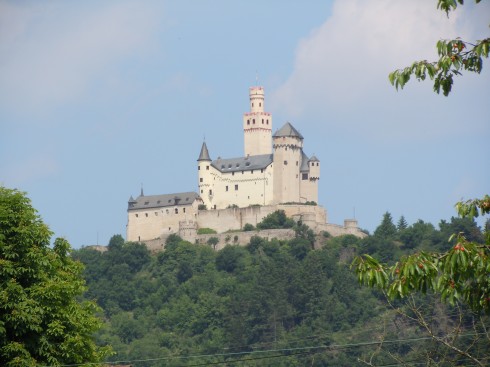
[[195, 228, 296, 251]]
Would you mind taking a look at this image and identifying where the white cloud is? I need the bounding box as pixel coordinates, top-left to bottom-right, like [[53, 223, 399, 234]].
[[0, 1, 162, 118], [271, 0, 490, 141]]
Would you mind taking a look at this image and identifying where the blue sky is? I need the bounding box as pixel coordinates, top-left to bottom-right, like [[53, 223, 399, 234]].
[[1, 0, 489, 248]]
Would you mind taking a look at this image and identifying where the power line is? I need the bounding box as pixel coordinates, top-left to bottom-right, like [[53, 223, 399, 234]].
[[39, 332, 485, 367]]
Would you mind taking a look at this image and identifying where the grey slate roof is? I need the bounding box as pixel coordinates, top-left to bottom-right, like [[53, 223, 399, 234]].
[[309, 155, 319, 162], [211, 154, 273, 173], [128, 192, 199, 211], [300, 150, 310, 172], [273, 122, 304, 139], [198, 142, 211, 161]]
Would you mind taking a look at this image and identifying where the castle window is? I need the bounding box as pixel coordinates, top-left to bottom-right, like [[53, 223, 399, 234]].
[[247, 120, 250, 125], [198, 166, 200, 170], [267, 119, 269, 125], [261, 169, 263, 173], [175, 208, 178, 214], [145, 213, 148, 217], [206, 166, 209, 170], [200, 178, 203, 182], [296, 161, 298, 166], [183, 208, 186, 213], [226, 186, 228, 191], [166, 209, 169, 214], [259, 102, 261, 107], [135, 214, 139, 217], [251, 170, 253, 174], [242, 171, 244, 174], [232, 172, 234, 176], [252, 103, 254, 107], [284, 160, 288, 165], [262, 119, 264, 124], [155, 212, 158, 216], [144, 201, 149, 205], [200, 190, 203, 194], [235, 184, 238, 191], [302, 173, 308, 180], [209, 189, 212, 195], [317, 162, 319, 166], [253, 119, 255, 124]]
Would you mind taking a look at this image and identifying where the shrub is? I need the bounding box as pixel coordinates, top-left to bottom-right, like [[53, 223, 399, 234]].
[[256, 210, 295, 230], [243, 223, 255, 231], [197, 228, 217, 235]]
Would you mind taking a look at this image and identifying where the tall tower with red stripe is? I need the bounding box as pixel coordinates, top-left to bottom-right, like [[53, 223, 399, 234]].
[[243, 86, 272, 156]]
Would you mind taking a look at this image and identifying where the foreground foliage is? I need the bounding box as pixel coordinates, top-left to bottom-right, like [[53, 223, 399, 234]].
[[0, 187, 110, 367], [389, 0, 489, 95], [353, 196, 490, 313]]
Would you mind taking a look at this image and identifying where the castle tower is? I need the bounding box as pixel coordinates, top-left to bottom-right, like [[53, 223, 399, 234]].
[[243, 86, 272, 156], [299, 154, 320, 204], [197, 142, 213, 209], [272, 122, 303, 204]]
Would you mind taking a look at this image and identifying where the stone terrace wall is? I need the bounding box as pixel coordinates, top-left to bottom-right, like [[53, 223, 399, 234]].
[[196, 228, 296, 251]]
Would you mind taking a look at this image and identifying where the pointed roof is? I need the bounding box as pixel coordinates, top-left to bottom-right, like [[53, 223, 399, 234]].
[[197, 141, 211, 161], [309, 155, 319, 162], [273, 122, 304, 139], [300, 150, 310, 172]]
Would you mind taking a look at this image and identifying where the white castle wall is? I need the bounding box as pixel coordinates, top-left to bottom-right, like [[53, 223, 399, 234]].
[[202, 165, 274, 209], [126, 201, 198, 242]]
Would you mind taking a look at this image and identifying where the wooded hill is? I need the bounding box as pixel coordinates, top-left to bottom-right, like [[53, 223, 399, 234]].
[[73, 212, 489, 366]]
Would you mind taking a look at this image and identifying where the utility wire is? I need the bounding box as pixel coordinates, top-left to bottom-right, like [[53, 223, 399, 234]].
[[40, 332, 485, 367]]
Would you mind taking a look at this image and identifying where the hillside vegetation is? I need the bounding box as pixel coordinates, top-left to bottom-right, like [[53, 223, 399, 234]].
[[73, 213, 489, 366]]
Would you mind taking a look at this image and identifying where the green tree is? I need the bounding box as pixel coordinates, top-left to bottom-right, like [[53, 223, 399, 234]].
[[353, 195, 490, 313], [397, 215, 408, 231], [207, 236, 219, 250], [373, 212, 397, 239], [0, 187, 111, 367], [389, 0, 489, 96], [256, 210, 295, 230]]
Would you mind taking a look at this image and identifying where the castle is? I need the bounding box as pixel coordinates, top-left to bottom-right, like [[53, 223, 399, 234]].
[[126, 86, 364, 249]]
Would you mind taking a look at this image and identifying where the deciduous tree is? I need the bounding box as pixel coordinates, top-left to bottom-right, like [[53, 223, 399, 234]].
[[0, 187, 111, 367], [389, 0, 489, 95]]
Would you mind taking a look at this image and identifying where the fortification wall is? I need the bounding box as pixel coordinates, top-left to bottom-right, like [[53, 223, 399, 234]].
[[194, 204, 328, 234], [196, 228, 296, 251], [130, 204, 365, 253]]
